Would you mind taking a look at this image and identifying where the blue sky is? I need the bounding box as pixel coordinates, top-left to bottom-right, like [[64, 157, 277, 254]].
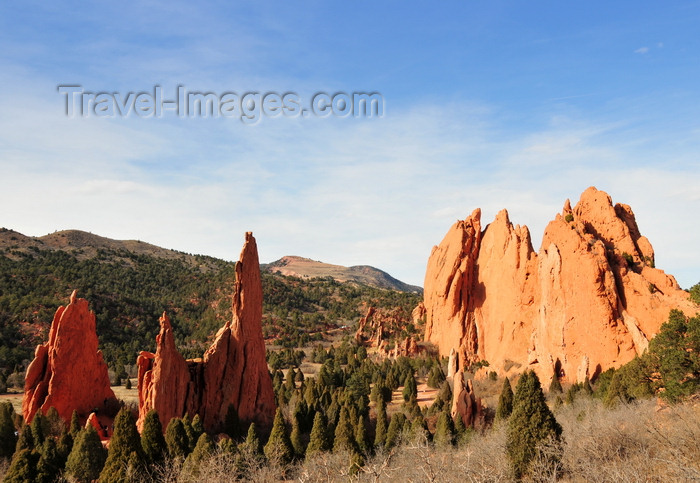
[[1, 1, 699, 288]]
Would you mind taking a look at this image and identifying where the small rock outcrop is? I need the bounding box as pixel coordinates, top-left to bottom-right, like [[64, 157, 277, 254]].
[[22, 291, 117, 424], [423, 187, 698, 384], [451, 372, 484, 429], [354, 306, 423, 358], [137, 232, 276, 433]]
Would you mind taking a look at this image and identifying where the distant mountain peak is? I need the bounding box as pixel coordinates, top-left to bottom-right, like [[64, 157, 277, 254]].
[[263, 256, 422, 294]]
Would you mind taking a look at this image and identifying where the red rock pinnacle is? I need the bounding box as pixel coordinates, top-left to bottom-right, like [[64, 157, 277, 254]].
[[22, 291, 116, 424]]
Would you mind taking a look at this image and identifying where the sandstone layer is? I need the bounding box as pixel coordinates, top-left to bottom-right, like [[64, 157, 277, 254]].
[[22, 291, 117, 424], [137, 232, 276, 433], [423, 187, 698, 384]]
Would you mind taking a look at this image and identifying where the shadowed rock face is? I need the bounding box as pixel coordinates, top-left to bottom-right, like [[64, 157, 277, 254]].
[[22, 291, 116, 424], [423, 187, 698, 385], [137, 232, 276, 433]]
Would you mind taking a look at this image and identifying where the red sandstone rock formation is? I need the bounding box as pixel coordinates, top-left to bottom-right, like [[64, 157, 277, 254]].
[[423, 187, 698, 385], [354, 306, 423, 358], [22, 291, 117, 425], [137, 232, 276, 433], [451, 372, 484, 429]]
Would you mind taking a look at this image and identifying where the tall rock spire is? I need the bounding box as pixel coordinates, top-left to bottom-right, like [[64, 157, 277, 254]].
[[137, 232, 275, 433]]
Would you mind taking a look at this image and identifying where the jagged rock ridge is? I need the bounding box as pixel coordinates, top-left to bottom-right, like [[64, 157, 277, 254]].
[[22, 290, 117, 424], [137, 232, 276, 433], [423, 187, 698, 385]]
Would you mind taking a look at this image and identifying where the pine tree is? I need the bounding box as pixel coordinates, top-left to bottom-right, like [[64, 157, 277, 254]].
[[306, 412, 330, 458], [15, 424, 34, 452], [453, 413, 467, 446], [263, 408, 293, 464], [56, 429, 73, 467], [427, 365, 445, 388], [582, 376, 594, 395], [433, 411, 454, 448], [409, 414, 430, 443], [69, 410, 81, 438], [402, 373, 417, 402], [141, 409, 168, 465], [384, 412, 406, 450], [183, 432, 215, 478], [182, 413, 198, 452], [65, 427, 107, 483], [373, 402, 388, 448], [496, 377, 514, 421], [30, 412, 46, 447], [45, 406, 64, 438], [3, 448, 39, 483], [506, 370, 563, 480], [125, 378, 132, 390], [355, 415, 369, 455], [242, 422, 262, 455], [36, 438, 62, 483], [333, 406, 358, 454], [0, 401, 17, 458], [165, 417, 190, 459], [290, 416, 305, 457], [100, 407, 145, 483]]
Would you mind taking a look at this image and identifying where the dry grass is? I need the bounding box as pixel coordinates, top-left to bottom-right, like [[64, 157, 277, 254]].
[[3, 393, 697, 482]]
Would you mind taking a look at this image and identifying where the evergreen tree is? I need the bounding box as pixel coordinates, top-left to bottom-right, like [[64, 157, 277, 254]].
[[30, 412, 46, 447], [0, 401, 17, 458], [506, 370, 562, 480], [65, 427, 107, 483], [306, 412, 331, 458], [355, 415, 369, 455], [191, 414, 204, 436], [263, 408, 293, 464], [125, 378, 132, 390], [15, 424, 34, 452], [242, 422, 262, 455], [56, 429, 73, 467], [290, 416, 305, 458], [582, 376, 594, 395], [496, 377, 514, 421], [409, 414, 430, 443], [183, 432, 215, 478], [3, 448, 39, 483], [165, 417, 190, 459], [69, 410, 81, 438], [373, 402, 388, 448], [141, 409, 168, 465], [100, 407, 145, 483], [333, 406, 358, 454], [36, 438, 62, 483], [453, 413, 467, 446], [402, 373, 417, 402], [648, 310, 700, 402], [45, 406, 64, 438], [384, 412, 406, 450], [182, 413, 198, 452], [433, 411, 454, 448], [427, 365, 445, 389]]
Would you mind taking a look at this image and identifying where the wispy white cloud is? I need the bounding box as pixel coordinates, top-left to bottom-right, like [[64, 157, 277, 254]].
[[634, 46, 650, 54]]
